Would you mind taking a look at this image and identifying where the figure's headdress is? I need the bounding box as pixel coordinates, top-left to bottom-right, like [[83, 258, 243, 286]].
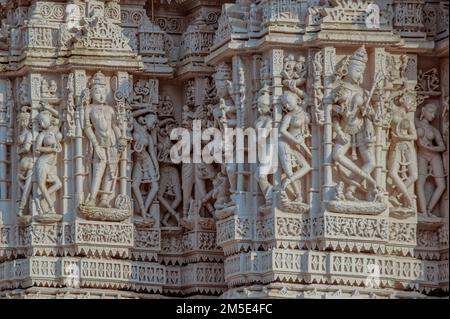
[[297, 55, 306, 63], [350, 45, 368, 64], [258, 85, 271, 104], [18, 108, 30, 122], [284, 54, 295, 63], [91, 71, 107, 87], [420, 103, 437, 121]]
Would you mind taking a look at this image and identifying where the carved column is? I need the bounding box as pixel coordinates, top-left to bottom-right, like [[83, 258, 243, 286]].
[[73, 70, 87, 209], [268, 49, 284, 199], [321, 47, 336, 202], [307, 49, 321, 220], [440, 57, 449, 223], [29, 73, 42, 219], [0, 79, 12, 217]]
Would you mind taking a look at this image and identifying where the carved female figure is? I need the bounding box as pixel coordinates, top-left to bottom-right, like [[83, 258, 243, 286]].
[[131, 112, 160, 218], [416, 103, 447, 216], [255, 86, 274, 203], [17, 108, 33, 216], [278, 91, 312, 202], [387, 91, 418, 210], [34, 106, 63, 215], [157, 117, 182, 226], [331, 46, 377, 201]]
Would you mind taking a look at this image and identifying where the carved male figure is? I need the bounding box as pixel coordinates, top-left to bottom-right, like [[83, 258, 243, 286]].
[[84, 71, 127, 208]]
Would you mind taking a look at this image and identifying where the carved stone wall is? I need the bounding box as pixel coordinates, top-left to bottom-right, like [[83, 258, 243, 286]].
[[0, 0, 448, 299]]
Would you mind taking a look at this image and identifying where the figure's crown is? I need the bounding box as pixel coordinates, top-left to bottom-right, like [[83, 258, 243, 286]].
[[350, 45, 368, 64], [91, 71, 107, 87]]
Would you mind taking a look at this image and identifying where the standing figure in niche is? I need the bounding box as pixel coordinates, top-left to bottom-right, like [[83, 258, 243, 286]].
[[131, 111, 160, 218], [84, 71, 127, 208], [17, 108, 33, 216], [158, 164, 182, 226], [157, 117, 182, 226], [211, 167, 230, 210], [182, 161, 216, 217], [180, 102, 216, 218], [213, 63, 237, 193], [34, 104, 63, 215], [387, 90, 418, 210], [416, 103, 447, 216], [331, 46, 377, 201], [278, 91, 312, 202], [255, 86, 274, 203]]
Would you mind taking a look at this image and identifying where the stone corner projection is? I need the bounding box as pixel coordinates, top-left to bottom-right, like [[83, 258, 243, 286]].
[[0, 0, 448, 299]]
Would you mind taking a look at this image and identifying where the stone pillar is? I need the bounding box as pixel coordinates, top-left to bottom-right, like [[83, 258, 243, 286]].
[[308, 48, 322, 219], [29, 73, 42, 219], [268, 49, 284, 199], [440, 56, 449, 223], [73, 70, 87, 210], [321, 47, 336, 202], [0, 79, 12, 221]]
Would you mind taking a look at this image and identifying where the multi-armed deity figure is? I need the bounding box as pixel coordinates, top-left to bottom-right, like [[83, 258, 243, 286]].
[[331, 46, 379, 202], [416, 103, 447, 217], [84, 71, 127, 208], [131, 110, 160, 219], [34, 102, 63, 218]]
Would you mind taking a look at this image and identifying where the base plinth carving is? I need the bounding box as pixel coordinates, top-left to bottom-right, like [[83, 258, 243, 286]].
[[134, 217, 156, 228], [79, 204, 132, 222], [325, 201, 387, 215], [258, 203, 272, 215], [17, 215, 32, 226], [279, 201, 310, 214], [418, 214, 444, 230], [181, 217, 215, 231], [389, 207, 416, 219], [34, 214, 62, 224], [214, 206, 235, 220]]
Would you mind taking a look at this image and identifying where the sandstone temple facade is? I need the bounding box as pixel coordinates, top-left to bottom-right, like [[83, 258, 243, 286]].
[[0, 0, 448, 299]]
